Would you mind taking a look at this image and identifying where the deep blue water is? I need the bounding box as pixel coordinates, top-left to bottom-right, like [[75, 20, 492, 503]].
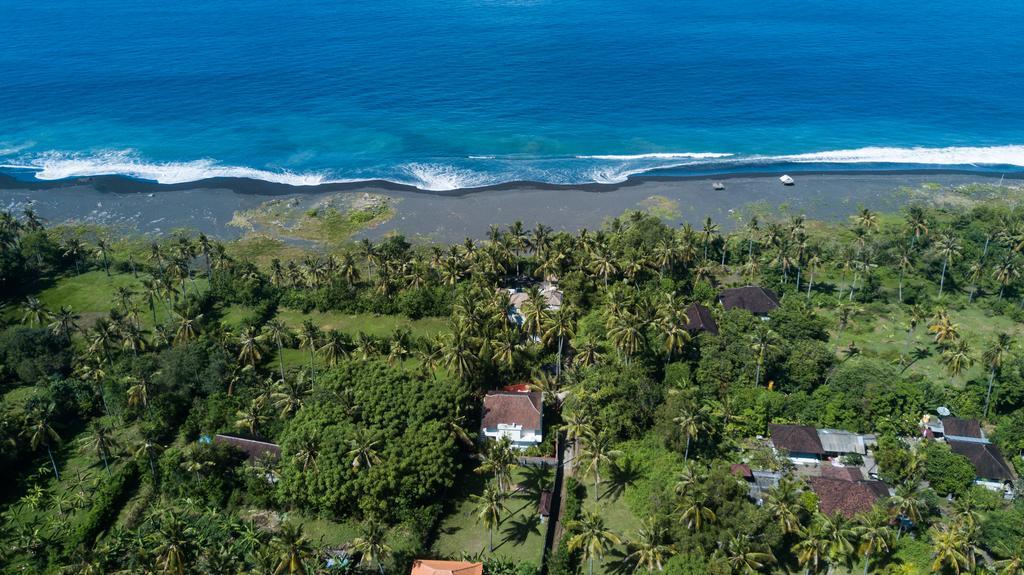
[[2, 0, 1023, 190]]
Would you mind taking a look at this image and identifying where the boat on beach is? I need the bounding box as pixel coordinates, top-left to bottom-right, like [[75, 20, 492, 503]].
[[713, 181, 725, 190], [779, 174, 794, 185]]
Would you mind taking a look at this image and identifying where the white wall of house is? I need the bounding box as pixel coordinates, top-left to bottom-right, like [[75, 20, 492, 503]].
[[483, 423, 542, 448]]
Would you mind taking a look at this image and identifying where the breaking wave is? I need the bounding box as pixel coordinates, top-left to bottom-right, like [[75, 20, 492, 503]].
[[2, 145, 1023, 191]]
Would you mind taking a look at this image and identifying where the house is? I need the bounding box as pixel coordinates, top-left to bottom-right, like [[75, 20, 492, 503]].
[[816, 428, 872, 458], [807, 476, 890, 518], [683, 302, 719, 335], [718, 286, 780, 317], [481, 391, 544, 449], [410, 560, 483, 575], [941, 417, 984, 441], [947, 439, 1016, 487], [769, 424, 825, 462], [212, 434, 281, 463], [501, 282, 564, 327]]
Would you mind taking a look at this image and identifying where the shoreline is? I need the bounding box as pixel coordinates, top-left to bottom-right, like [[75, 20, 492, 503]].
[[1, 170, 1020, 243]]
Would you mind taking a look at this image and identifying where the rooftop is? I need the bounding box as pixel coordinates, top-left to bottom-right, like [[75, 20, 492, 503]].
[[683, 302, 719, 335], [947, 439, 1016, 482], [941, 417, 983, 439], [212, 434, 281, 462], [718, 285, 780, 315], [769, 423, 825, 456], [482, 391, 543, 431], [807, 476, 889, 518], [411, 560, 484, 575]]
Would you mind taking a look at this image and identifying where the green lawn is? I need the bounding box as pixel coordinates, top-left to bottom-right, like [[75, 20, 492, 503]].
[[221, 304, 449, 339], [574, 470, 643, 575], [434, 467, 553, 565], [817, 299, 1024, 387]]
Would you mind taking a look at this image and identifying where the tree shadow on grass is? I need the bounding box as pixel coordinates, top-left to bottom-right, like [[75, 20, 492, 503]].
[[602, 458, 642, 502], [518, 465, 554, 499], [601, 547, 632, 575], [501, 513, 541, 547]]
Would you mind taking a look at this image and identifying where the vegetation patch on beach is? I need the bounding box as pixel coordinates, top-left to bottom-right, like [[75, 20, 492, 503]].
[[229, 192, 396, 245], [637, 195, 680, 220]]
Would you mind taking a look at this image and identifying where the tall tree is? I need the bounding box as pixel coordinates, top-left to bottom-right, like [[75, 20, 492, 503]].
[[470, 485, 507, 553], [567, 511, 622, 575]]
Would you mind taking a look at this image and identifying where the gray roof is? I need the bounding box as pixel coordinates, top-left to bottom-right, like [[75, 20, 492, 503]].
[[816, 428, 867, 455]]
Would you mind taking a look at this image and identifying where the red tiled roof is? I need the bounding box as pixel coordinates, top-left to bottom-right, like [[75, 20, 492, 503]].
[[482, 391, 543, 431], [821, 466, 864, 482], [411, 560, 483, 575], [769, 424, 825, 455], [730, 463, 753, 479], [502, 383, 532, 393], [807, 477, 888, 518]]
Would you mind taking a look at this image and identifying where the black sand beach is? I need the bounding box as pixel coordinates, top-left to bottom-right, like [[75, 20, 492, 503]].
[[1, 171, 1019, 243]]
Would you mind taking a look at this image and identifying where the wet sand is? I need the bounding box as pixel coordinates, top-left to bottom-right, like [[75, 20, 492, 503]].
[[0, 171, 1018, 243]]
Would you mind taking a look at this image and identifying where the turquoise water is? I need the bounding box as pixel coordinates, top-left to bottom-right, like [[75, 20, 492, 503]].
[[2, 0, 1023, 190]]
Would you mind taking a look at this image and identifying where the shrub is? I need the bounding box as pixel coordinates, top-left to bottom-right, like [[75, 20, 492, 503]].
[[69, 461, 140, 549]]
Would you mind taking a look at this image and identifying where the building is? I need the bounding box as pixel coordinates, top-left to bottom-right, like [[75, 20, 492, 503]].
[[501, 282, 564, 327], [410, 560, 483, 575], [718, 286, 780, 317], [683, 302, 719, 335], [212, 434, 281, 463], [769, 423, 825, 462], [947, 439, 1016, 487], [816, 428, 872, 458], [806, 476, 890, 518], [481, 391, 544, 449], [941, 417, 984, 441]]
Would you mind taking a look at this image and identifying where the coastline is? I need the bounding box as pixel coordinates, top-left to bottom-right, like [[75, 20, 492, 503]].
[[1, 170, 1020, 243]]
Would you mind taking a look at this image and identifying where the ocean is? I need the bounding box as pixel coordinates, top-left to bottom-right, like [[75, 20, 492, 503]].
[[2, 0, 1023, 191]]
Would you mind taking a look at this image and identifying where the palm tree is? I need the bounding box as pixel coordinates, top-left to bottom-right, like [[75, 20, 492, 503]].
[[95, 239, 112, 276], [235, 398, 268, 437], [567, 511, 622, 575], [134, 438, 163, 478], [543, 305, 576, 378], [476, 436, 517, 492], [440, 327, 478, 382], [78, 419, 118, 475], [62, 237, 87, 274], [153, 511, 195, 575], [724, 535, 775, 575], [471, 485, 507, 553], [928, 312, 960, 348], [347, 428, 382, 470], [22, 296, 50, 327], [672, 401, 709, 461], [795, 520, 829, 575], [929, 522, 971, 575], [888, 484, 925, 538], [894, 243, 913, 303], [983, 333, 1014, 419], [353, 519, 391, 575], [238, 325, 264, 367], [992, 255, 1020, 299], [854, 508, 893, 575], [263, 319, 292, 381], [676, 492, 716, 532], [271, 522, 313, 575], [940, 339, 974, 384], [173, 312, 203, 345], [23, 406, 61, 480], [764, 476, 803, 534], [625, 517, 675, 572], [934, 231, 962, 297], [48, 305, 79, 344], [579, 429, 621, 500], [701, 217, 719, 262], [906, 205, 929, 248], [271, 374, 310, 419], [297, 320, 321, 382], [749, 324, 780, 387], [318, 329, 350, 367]]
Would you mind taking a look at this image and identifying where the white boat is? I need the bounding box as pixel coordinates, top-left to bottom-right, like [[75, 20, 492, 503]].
[[779, 174, 794, 185], [713, 181, 725, 190]]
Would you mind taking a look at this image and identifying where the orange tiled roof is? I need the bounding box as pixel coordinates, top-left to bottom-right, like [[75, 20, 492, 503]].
[[411, 560, 484, 575]]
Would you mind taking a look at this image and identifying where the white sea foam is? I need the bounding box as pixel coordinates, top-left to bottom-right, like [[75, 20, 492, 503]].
[[19, 150, 329, 186], [774, 145, 1024, 167], [576, 152, 733, 161], [399, 163, 496, 191]]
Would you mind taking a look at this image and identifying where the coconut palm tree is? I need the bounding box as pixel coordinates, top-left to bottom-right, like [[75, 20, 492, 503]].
[[672, 401, 709, 461], [992, 255, 1020, 299], [543, 304, 576, 378], [23, 406, 61, 480], [78, 419, 118, 475], [764, 476, 803, 534], [906, 205, 929, 248], [724, 534, 775, 575], [888, 484, 925, 538], [625, 517, 675, 572], [317, 329, 350, 367], [940, 339, 974, 384], [795, 520, 829, 575], [153, 511, 195, 575], [934, 231, 962, 297], [173, 312, 203, 345], [271, 374, 310, 419], [297, 320, 321, 382], [235, 398, 268, 437], [476, 436, 517, 492], [929, 522, 972, 575], [928, 312, 960, 348], [567, 511, 622, 575], [676, 492, 716, 533], [21, 296, 50, 327], [701, 217, 719, 262], [347, 428, 382, 470], [749, 324, 780, 387], [271, 522, 314, 575], [579, 429, 621, 501], [470, 485, 507, 553], [440, 327, 478, 382], [262, 319, 291, 381], [983, 333, 1014, 418], [47, 305, 79, 343], [134, 438, 163, 478], [238, 325, 264, 368], [854, 508, 893, 575], [95, 239, 112, 276]]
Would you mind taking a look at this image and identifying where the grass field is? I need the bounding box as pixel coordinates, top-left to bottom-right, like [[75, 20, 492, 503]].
[[434, 467, 553, 565], [220, 304, 449, 339]]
